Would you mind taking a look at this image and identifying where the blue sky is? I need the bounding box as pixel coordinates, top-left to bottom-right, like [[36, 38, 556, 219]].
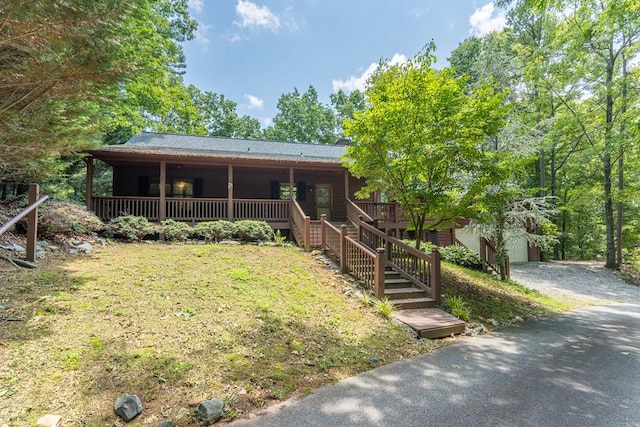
[[182, 1, 508, 127]]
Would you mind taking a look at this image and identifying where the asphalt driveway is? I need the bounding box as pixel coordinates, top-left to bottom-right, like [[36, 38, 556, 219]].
[[233, 263, 640, 426]]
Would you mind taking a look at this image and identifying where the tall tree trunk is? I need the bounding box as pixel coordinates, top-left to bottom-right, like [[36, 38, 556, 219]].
[[603, 52, 616, 269], [616, 48, 628, 268]]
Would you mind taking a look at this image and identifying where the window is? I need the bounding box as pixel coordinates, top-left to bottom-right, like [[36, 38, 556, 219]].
[[149, 178, 195, 198], [279, 183, 297, 200], [271, 181, 305, 201]]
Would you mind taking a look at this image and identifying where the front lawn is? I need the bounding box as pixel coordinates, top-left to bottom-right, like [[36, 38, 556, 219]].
[[0, 244, 438, 426]]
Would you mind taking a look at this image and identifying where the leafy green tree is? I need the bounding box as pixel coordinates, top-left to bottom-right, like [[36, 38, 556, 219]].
[[330, 89, 366, 138], [344, 45, 509, 249], [265, 86, 338, 143]]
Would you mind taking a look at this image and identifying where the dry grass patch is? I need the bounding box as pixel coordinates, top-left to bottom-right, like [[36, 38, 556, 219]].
[[0, 244, 441, 426]]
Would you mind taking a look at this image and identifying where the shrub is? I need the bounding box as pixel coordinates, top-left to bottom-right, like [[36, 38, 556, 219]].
[[439, 245, 483, 270], [192, 221, 236, 242], [17, 200, 104, 238], [106, 215, 156, 241], [161, 219, 192, 242], [233, 220, 274, 242]]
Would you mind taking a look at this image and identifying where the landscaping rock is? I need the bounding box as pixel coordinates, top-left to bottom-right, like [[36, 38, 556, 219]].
[[0, 243, 25, 252], [114, 394, 143, 422], [73, 242, 93, 254], [36, 414, 61, 427], [157, 421, 175, 427], [195, 398, 224, 424]]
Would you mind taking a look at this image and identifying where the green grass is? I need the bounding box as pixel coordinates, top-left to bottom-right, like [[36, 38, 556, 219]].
[[0, 244, 439, 426]]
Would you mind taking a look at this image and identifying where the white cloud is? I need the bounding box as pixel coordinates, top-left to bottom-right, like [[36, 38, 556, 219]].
[[194, 20, 212, 47], [234, 1, 281, 32], [332, 53, 408, 93], [412, 7, 430, 18], [188, 0, 204, 13], [469, 2, 507, 36], [244, 94, 264, 110], [261, 117, 273, 127]]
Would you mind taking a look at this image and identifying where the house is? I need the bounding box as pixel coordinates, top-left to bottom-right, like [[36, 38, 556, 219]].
[[85, 132, 539, 262], [85, 132, 370, 249]]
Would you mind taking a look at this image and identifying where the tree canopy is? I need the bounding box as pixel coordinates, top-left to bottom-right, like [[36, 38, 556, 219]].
[[344, 45, 509, 248]]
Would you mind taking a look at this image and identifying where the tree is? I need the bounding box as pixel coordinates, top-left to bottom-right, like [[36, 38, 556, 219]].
[[0, 0, 196, 183], [265, 86, 338, 143], [344, 45, 509, 249], [330, 89, 366, 138]]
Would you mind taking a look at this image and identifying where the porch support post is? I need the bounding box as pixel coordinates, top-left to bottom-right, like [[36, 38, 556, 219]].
[[340, 224, 348, 274], [84, 156, 94, 210], [344, 170, 349, 200], [159, 161, 166, 221], [289, 167, 294, 200], [227, 164, 234, 221]]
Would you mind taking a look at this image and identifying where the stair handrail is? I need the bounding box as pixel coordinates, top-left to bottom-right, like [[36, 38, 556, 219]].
[[359, 220, 441, 303], [290, 199, 311, 251], [0, 184, 48, 262], [346, 198, 374, 227], [479, 237, 510, 278]]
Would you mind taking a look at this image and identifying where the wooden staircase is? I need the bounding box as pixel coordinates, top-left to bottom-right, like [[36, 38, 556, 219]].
[[383, 269, 437, 310]]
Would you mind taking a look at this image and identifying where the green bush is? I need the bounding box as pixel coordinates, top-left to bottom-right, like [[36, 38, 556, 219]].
[[192, 221, 236, 242], [106, 215, 156, 241], [233, 220, 274, 242], [161, 219, 193, 242], [439, 245, 483, 270]]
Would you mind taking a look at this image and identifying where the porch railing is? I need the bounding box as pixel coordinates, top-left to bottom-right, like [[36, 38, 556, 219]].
[[92, 196, 161, 221], [354, 201, 411, 224], [346, 198, 373, 228], [291, 199, 311, 251], [233, 199, 289, 221]]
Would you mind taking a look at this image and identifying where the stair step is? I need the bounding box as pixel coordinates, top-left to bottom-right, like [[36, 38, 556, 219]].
[[384, 278, 413, 288], [385, 287, 428, 300], [391, 297, 437, 310]]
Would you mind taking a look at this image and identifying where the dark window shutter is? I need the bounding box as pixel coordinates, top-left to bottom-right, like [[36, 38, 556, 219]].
[[138, 176, 149, 197], [296, 182, 306, 202], [194, 178, 203, 198], [270, 181, 280, 199]]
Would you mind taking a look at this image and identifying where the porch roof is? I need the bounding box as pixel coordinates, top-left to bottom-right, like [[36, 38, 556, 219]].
[[89, 132, 348, 166]]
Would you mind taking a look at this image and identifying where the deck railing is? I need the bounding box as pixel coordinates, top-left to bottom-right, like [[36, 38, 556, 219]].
[[354, 201, 412, 224], [233, 199, 289, 221], [346, 198, 374, 228], [166, 199, 228, 221], [92, 196, 160, 221]]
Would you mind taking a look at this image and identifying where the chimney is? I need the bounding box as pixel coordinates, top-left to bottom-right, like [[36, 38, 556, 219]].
[[335, 138, 351, 146]]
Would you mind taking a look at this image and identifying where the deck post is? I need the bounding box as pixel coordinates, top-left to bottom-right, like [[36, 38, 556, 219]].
[[26, 184, 39, 262], [320, 214, 327, 249], [159, 161, 166, 221], [374, 247, 385, 299], [84, 156, 93, 210], [340, 224, 348, 274], [289, 167, 294, 200], [304, 215, 311, 252], [479, 237, 487, 273], [357, 215, 363, 242], [227, 164, 234, 221], [344, 170, 349, 200], [385, 228, 392, 263], [430, 248, 442, 304]]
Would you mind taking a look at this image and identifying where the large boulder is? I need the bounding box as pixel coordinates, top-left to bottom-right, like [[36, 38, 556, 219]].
[[195, 399, 224, 424], [114, 394, 143, 422]]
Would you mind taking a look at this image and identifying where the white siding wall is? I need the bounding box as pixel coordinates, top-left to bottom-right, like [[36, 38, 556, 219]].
[[455, 229, 529, 263]]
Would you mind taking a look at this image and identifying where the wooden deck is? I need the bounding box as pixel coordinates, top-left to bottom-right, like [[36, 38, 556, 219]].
[[393, 308, 466, 339]]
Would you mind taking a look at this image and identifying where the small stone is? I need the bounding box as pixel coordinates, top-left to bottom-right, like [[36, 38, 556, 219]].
[[114, 394, 143, 422], [369, 357, 380, 365], [195, 399, 224, 424], [187, 396, 206, 407], [36, 414, 61, 427], [74, 242, 93, 254], [311, 250, 322, 256], [514, 316, 524, 322], [157, 421, 175, 427], [0, 244, 25, 253]]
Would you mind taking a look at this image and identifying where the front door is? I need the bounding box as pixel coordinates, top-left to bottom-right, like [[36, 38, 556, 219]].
[[315, 184, 332, 221]]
